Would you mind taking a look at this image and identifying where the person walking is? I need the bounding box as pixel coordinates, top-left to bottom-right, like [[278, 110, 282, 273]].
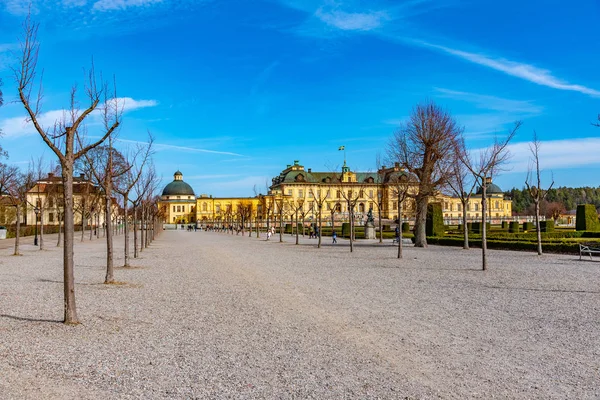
[[332, 230, 337, 244]]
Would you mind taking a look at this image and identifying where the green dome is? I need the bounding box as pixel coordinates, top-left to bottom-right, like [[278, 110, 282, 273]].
[[476, 183, 503, 195], [162, 171, 195, 197]]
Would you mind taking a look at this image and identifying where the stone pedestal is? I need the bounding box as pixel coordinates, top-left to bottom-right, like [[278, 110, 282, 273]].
[[364, 222, 376, 239]]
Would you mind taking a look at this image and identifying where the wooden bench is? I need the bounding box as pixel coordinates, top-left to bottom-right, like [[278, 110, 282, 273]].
[[579, 243, 600, 260]]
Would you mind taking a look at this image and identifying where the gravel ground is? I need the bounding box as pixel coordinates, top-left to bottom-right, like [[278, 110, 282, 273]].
[[1, 229, 599, 399]]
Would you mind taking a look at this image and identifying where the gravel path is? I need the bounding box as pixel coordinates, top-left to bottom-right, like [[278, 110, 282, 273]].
[[1, 230, 599, 399]]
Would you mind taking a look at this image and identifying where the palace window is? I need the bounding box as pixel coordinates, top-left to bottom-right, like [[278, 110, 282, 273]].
[[298, 189, 303, 197], [308, 191, 313, 198], [336, 190, 341, 199], [49, 197, 54, 208], [173, 206, 176, 212], [177, 206, 181, 212], [444, 202, 449, 210], [369, 190, 373, 198], [495, 201, 499, 209], [474, 204, 479, 211], [202, 203, 207, 212], [359, 190, 364, 198], [288, 189, 292, 196], [457, 204, 462, 211], [49, 212, 54, 222], [347, 190, 352, 198], [216, 205, 221, 213]]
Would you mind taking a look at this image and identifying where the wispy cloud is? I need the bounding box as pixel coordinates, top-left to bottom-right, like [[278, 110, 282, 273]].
[[434, 88, 543, 114], [414, 41, 600, 97], [116, 138, 244, 157], [92, 0, 163, 12], [482, 137, 600, 174], [0, 97, 158, 138], [314, 8, 389, 31]]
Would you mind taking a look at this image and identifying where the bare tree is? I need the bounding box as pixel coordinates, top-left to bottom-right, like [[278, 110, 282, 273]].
[[458, 121, 521, 270], [132, 164, 156, 258], [0, 164, 28, 255], [388, 101, 463, 247], [367, 154, 386, 243], [114, 136, 153, 267], [309, 185, 328, 248], [15, 17, 120, 324], [525, 132, 554, 256], [80, 139, 129, 283], [446, 145, 478, 250], [289, 195, 306, 245], [389, 174, 412, 259]]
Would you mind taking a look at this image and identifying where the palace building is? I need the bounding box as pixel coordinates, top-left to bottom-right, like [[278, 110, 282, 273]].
[[158, 161, 513, 226]]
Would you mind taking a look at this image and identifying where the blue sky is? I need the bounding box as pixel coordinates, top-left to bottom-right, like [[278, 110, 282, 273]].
[[0, 0, 599, 197]]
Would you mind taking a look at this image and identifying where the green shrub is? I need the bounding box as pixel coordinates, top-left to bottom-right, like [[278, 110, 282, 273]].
[[508, 221, 520, 233], [471, 222, 490, 234], [402, 222, 410, 232], [576, 204, 600, 231], [341, 222, 351, 238], [522, 222, 534, 232], [540, 220, 554, 232], [501, 221, 508, 229], [284, 223, 292, 234], [426, 203, 444, 236], [466, 222, 473, 233], [383, 224, 390, 231]]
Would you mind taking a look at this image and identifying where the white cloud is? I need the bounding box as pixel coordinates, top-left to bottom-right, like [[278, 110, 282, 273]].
[[92, 0, 162, 12], [434, 88, 543, 115], [116, 138, 244, 157], [0, 97, 158, 138], [416, 41, 600, 97], [315, 8, 388, 31], [484, 137, 600, 174]]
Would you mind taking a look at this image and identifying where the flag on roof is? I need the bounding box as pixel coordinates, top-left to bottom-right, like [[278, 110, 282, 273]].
[[338, 146, 345, 151]]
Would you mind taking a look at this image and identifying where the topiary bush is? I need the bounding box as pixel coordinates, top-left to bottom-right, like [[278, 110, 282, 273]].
[[509, 221, 520, 233], [540, 220, 554, 232], [576, 204, 600, 231], [426, 203, 444, 236], [501, 221, 508, 229], [523, 222, 534, 232], [341, 222, 351, 238], [402, 222, 410, 232]]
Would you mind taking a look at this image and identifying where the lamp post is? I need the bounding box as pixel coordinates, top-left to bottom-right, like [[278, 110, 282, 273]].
[[34, 206, 40, 246]]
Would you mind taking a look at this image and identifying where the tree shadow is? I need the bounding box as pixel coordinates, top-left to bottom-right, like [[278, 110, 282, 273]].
[[0, 314, 62, 323]]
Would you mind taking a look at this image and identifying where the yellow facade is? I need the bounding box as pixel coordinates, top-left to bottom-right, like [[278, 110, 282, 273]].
[[158, 163, 513, 227]]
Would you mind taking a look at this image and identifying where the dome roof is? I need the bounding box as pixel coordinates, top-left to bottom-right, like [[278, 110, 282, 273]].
[[476, 182, 503, 195], [162, 171, 195, 197]]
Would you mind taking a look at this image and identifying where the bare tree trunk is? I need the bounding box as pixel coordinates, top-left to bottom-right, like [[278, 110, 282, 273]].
[[295, 211, 299, 245], [318, 207, 322, 248], [14, 206, 21, 256], [62, 168, 79, 324], [349, 204, 354, 253], [89, 215, 92, 240], [535, 200, 542, 255], [481, 189, 487, 271], [39, 213, 44, 250], [414, 195, 428, 247], [81, 206, 85, 242], [279, 208, 283, 242], [57, 210, 62, 247], [397, 200, 403, 259], [104, 194, 114, 283], [140, 206, 145, 253], [123, 195, 130, 267], [133, 206, 138, 258], [378, 206, 382, 243], [462, 200, 469, 250]]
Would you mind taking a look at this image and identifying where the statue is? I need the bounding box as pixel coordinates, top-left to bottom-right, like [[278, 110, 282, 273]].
[[366, 207, 375, 224]]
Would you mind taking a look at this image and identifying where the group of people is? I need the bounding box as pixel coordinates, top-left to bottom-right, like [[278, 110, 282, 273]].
[[266, 226, 276, 240]]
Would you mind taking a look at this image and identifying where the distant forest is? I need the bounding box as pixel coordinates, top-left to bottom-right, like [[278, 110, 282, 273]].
[[505, 186, 600, 215]]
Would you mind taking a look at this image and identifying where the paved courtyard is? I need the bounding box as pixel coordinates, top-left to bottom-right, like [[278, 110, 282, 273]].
[[1, 230, 599, 399]]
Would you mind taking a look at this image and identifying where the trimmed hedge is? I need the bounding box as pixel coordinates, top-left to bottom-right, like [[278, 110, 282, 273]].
[[509, 221, 520, 233], [426, 203, 444, 236], [402, 222, 410, 232], [501, 221, 508, 229], [576, 204, 600, 231], [523, 222, 534, 232], [540, 220, 554, 232], [471, 222, 490, 234], [426, 236, 593, 254]]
